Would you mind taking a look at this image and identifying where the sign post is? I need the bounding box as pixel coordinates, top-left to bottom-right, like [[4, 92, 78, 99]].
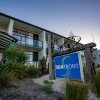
[[47, 31, 96, 81], [54, 52, 84, 81]]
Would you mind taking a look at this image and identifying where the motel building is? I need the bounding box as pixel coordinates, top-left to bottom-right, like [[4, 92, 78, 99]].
[[0, 13, 87, 67]]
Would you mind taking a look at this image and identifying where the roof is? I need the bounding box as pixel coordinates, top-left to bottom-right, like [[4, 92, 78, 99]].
[[0, 12, 67, 39], [0, 12, 83, 46]]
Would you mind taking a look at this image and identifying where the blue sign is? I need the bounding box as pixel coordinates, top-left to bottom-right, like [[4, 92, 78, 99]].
[[54, 52, 84, 81]]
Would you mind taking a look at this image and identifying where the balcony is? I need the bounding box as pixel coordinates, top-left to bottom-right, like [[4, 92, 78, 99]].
[[0, 31, 17, 52], [12, 34, 43, 50]]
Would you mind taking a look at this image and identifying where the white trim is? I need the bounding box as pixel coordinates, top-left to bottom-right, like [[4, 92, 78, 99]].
[[7, 19, 14, 35], [78, 53, 84, 81], [55, 52, 84, 81], [0, 52, 2, 61]]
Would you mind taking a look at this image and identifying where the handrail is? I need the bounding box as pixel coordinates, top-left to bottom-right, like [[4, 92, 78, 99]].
[[13, 33, 42, 42], [12, 34, 43, 48]]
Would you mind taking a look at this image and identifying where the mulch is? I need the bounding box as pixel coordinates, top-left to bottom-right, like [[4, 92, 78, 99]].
[[0, 78, 64, 100]]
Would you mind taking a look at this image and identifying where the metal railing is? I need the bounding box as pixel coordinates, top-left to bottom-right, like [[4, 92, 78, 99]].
[[12, 34, 43, 48]]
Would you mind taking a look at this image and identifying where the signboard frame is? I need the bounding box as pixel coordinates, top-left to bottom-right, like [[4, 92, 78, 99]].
[[54, 52, 84, 81]]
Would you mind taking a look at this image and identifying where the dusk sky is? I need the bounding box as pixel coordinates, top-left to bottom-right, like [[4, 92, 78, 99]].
[[0, 0, 100, 49]]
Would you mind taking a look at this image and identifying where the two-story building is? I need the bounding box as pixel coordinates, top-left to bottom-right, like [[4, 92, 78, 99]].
[[0, 12, 85, 67]]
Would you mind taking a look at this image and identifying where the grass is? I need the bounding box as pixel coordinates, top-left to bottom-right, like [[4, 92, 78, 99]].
[[0, 72, 14, 88], [65, 81, 89, 100], [25, 65, 39, 78], [43, 80, 53, 94], [94, 68, 100, 98]]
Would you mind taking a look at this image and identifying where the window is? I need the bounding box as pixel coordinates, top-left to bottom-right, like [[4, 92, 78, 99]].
[[33, 34, 38, 40], [33, 52, 38, 62], [13, 34, 21, 41]]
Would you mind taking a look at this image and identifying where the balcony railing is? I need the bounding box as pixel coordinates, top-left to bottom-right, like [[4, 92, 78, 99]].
[[12, 34, 43, 48]]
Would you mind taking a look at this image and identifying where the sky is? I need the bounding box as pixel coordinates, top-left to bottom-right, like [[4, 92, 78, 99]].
[[0, 0, 100, 49]]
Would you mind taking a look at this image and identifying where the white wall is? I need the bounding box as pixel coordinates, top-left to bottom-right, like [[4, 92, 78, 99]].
[[39, 31, 46, 59], [0, 24, 8, 32], [7, 19, 14, 35], [78, 51, 86, 67], [93, 50, 100, 66], [78, 50, 100, 67], [0, 53, 2, 61], [26, 51, 33, 63]]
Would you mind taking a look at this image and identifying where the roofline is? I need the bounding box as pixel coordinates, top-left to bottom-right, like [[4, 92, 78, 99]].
[[0, 12, 67, 39], [0, 12, 83, 46]]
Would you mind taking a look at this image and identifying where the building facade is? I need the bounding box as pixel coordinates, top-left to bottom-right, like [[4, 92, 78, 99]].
[[93, 49, 100, 67], [0, 13, 85, 67]]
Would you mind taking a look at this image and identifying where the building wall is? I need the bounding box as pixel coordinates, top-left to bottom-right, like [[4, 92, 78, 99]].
[[7, 19, 14, 35], [0, 53, 2, 61], [0, 24, 8, 32], [78, 51, 86, 67], [0, 15, 89, 68], [39, 31, 46, 59], [93, 50, 100, 67], [26, 51, 33, 64], [79, 49, 100, 67]]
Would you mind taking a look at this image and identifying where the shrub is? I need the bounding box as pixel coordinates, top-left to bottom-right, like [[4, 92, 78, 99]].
[[3, 45, 28, 64], [94, 68, 100, 97], [0, 62, 39, 79], [3, 45, 17, 62], [65, 81, 89, 100], [0, 62, 27, 79], [39, 57, 47, 76], [0, 72, 14, 88], [43, 80, 53, 94], [44, 80, 49, 84], [16, 49, 28, 64], [13, 63, 27, 79], [44, 80, 54, 84], [25, 65, 39, 78], [44, 84, 53, 94]]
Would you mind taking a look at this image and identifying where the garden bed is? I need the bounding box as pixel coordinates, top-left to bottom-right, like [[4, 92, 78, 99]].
[[0, 78, 64, 100]]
